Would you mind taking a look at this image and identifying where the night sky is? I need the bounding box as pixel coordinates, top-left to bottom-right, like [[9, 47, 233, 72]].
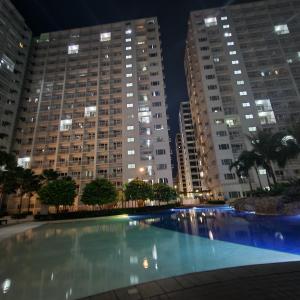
[[12, 0, 260, 173]]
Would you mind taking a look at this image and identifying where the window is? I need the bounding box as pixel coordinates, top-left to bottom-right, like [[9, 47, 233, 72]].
[[152, 91, 160, 97], [126, 83, 133, 87], [232, 60, 239, 64], [224, 32, 232, 37], [128, 164, 135, 169], [126, 73, 132, 78], [227, 42, 234, 46], [126, 46, 132, 50], [237, 80, 244, 85], [242, 102, 250, 107], [125, 38, 131, 42], [210, 95, 220, 101], [84, 106, 96, 117], [18, 157, 30, 169], [154, 124, 163, 130], [152, 101, 161, 107], [213, 57, 220, 63], [200, 46, 210, 51], [125, 29, 132, 34], [128, 150, 135, 155], [127, 125, 134, 130], [204, 17, 217, 27], [259, 169, 267, 175], [204, 65, 213, 70], [245, 114, 253, 119], [214, 119, 224, 124], [206, 74, 215, 80], [138, 41, 145, 45], [274, 24, 289, 35], [126, 93, 133, 97], [216, 130, 227, 137], [128, 137, 134, 142], [255, 99, 276, 125], [224, 173, 236, 180], [221, 159, 232, 165], [221, 16, 228, 20], [126, 64, 132, 68], [157, 164, 167, 170], [156, 149, 166, 155], [208, 85, 217, 90], [68, 44, 79, 54], [100, 32, 111, 41], [60, 119, 72, 131], [219, 144, 230, 150], [126, 55, 132, 59], [151, 81, 160, 86], [223, 24, 230, 28], [127, 103, 133, 108], [212, 107, 222, 113], [234, 70, 242, 74], [0, 54, 15, 72], [240, 91, 247, 96], [248, 127, 257, 132], [229, 51, 236, 55]]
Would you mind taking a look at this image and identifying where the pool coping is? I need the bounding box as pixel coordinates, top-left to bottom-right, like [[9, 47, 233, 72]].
[[79, 261, 300, 299]]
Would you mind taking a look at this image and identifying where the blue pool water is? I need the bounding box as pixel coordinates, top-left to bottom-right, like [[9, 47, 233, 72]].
[[0, 206, 300, 300]]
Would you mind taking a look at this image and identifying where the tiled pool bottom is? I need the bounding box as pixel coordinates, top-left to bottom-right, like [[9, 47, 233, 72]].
[[0, 210, 300, 300]]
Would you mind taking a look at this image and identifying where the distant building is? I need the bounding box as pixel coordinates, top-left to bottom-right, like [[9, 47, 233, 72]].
[[185, 0, 300, 199], [12, 18, 173, 210], [0, 0, 31, 152], [176, 102, 207, 202]]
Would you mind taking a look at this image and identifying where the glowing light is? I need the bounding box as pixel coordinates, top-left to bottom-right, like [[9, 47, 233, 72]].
[[2, 279, 11, 294], [143, 258, 149, 269], [209, 230, 214, 240]]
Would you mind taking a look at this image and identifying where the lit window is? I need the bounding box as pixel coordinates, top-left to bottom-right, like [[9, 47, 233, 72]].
[[68, 44, 79, 54], [127, 137, 134, 142], [142, 65, 147, 71], [234, 70, 242, 74], [223, 24, 230, 28], [127, 125, 134, 131], [245, 114, 253, 119], [127, 103, 133, 108], [248, 127, 257, 132], [60, 119, 72, 131], [126, 73, 133, 77], [126, 83, 133, 87], [152, 91, 160, 97], [240, 91, 247, 96], [126, 46, 132, 50], [0, 54, 15, 72], [221, 16, 228, 20], [274, 24, 289, 35], [229, 51, 236, 55], [227, 42, 234, 46], [259, 169, 267, 175], [128, 164, 135, 169], [100, 32, 111, 42], [137, 41, 145, 45], [224, 32, 232, 37], [204, 17, 217, 27], [126, 93, 133, 97], [126, 64, 132, 68], [237, 80, 244, 85], [19, 42, 24, 48], [255, 99, 276, 125], [125, 38, 131, 42], [232, 60, 239, 64], [84, 106, 96, 117], [128, 150, 135, 155], [213, 57, 220, 63], [126, 55, 132, 59], [125, 29, 132, 34], [242, 102, 250, 107], [298, 52, 300, 59], [18, 157, 30, 168]]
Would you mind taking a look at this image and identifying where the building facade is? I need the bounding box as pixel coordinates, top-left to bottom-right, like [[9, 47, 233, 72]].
[[0, 0, 31, 152], [185, 0, 300, 199], [12, 18, 172, 209], [176, 102, 205, 200]]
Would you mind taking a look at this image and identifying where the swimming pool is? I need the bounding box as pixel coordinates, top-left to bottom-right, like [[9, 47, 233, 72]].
[[1, 206, 300, 300]]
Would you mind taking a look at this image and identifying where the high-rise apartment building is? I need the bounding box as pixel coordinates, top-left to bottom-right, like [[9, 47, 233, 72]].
[[176, 102, 204, 200], [12, 18, 172, 208], [0, 0, 31, 152], [185, 0, 300, 199]]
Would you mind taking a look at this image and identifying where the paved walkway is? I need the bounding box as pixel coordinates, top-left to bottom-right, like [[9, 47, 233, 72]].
[[80, 261, 300, 300]]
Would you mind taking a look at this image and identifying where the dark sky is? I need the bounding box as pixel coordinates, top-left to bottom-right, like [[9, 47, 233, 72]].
[[12, 0, 260, 173]]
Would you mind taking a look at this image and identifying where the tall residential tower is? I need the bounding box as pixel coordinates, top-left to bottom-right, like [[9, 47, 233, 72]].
[[185, 0, 300, 199], [12, 18, 172, 209], [0, 0, 31, 152]]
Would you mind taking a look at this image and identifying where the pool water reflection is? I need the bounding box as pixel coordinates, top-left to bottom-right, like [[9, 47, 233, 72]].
[[0, 207, 300, 300]]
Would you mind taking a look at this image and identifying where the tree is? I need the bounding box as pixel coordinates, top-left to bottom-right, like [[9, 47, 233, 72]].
[[152, 183, 177, 204], [37, 178, 76, 213], [0, 151, 18, 211], [40, 169, 59, 184], [124, 179, 153, 207], [81, 178, 117, 208], [15, 168, 41, 213]]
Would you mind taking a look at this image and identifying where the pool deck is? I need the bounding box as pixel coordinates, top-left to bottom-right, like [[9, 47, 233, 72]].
[[80, 261, 300, 300]]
